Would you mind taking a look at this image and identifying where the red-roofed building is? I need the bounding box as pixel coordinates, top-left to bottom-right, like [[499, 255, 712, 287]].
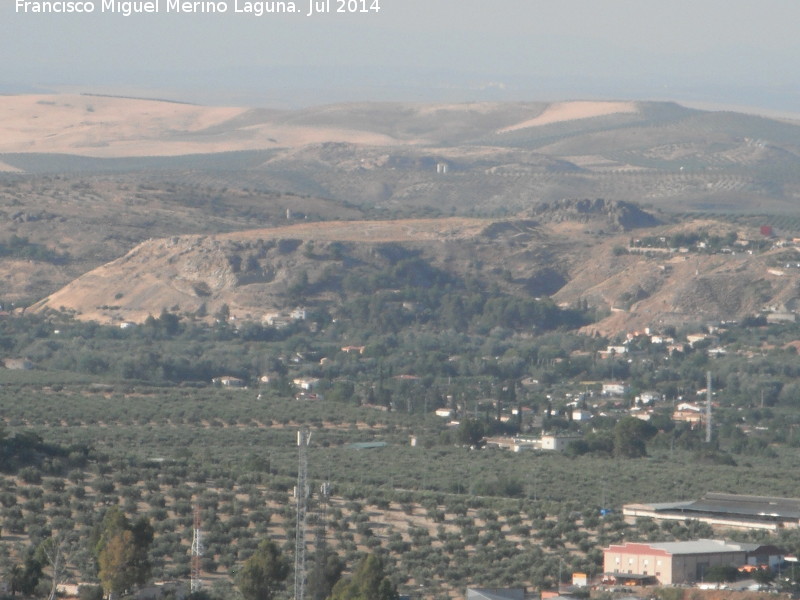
[[604, 540, 782, 585]]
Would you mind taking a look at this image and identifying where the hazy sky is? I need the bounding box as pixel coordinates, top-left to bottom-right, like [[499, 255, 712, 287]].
[[3, 0, 800, 109]]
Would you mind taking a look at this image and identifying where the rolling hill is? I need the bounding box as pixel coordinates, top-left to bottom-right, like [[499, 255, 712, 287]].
[[1, 96, 800, 220], [27, 204, 800, 336]]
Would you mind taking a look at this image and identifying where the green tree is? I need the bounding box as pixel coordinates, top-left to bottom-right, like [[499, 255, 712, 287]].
[[158, 308, 181, 336], [288, 271, 310, 304], [613, 416, 657, 458], [307, 549, 344, 600], [329, 554, 398, 600], [9, 551, 44, 596], [215, 304, 230, 323], [753, 567, 776, 585], [92, 506, 128, 553], [93, 507, 153, 598], [704, 564, 739, 583], [457, 418, 485, 448], [130, 517, 154, 585], [236, 539, 289, 600], [98, 530, 138, 597], [78, 585, 104, 600]]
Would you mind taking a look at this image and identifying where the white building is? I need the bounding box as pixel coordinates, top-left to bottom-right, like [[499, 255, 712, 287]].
[[637, 391, 661, 404], [572, 409, 593, 422], [293, 377, 321, 391], [602, 382, 629, 396], [540, 433, 582, 452]]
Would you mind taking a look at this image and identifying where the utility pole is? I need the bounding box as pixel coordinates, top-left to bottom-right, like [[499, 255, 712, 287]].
[[706, 371, 712, 443], [295, 428, 311, 600]]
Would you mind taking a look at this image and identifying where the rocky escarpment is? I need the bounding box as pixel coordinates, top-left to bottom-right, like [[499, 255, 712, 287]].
[[527, 198, 662, 231]]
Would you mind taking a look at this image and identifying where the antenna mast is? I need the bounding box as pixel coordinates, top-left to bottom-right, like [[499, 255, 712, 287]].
[[706, 370, 712, 443], [191, 504, 204, 593], [295, 428, 311, 600]]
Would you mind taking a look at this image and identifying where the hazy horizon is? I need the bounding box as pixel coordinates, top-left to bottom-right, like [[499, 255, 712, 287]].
[[2, 0, 799, 112]]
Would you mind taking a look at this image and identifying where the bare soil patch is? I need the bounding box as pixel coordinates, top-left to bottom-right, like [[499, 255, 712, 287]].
[[498, 101, 638, 133]]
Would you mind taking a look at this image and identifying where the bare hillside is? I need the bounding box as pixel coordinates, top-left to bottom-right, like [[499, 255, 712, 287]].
[[29, 217, 557, 323], [28, 210, 800, 335], [0, 173, 361, 304], [0, 94, 400, 157]]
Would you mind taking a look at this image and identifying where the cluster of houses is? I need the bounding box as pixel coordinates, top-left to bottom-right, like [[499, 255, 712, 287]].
[[428, 362, 715, 455], [628, 226, 779, 256], [208, 315, 787, 457], [600, 326, 728, 358]]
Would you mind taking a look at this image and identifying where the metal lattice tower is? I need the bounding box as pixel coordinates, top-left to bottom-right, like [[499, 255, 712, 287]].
[[294, 428, 311, 600], [191, 504, 204, 593]]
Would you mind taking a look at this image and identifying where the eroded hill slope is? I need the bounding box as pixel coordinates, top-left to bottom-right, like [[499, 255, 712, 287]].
[[29, 209, 800, 336]]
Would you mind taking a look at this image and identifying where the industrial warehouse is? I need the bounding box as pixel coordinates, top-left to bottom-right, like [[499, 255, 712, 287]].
[[603, 540, 785, 585], [623, 492, 800, 531]]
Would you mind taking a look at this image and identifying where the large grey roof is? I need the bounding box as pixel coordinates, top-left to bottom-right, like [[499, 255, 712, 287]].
[[646, 539, 750, 555], [612, 539, 786, 557], [644, 492, 800, 521]]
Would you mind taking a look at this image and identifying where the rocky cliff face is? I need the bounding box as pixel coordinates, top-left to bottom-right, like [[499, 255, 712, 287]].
[[527, 199, 661, 230]]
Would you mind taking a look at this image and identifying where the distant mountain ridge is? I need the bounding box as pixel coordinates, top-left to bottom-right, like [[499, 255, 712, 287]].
[[3, 95, 798, 217]]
